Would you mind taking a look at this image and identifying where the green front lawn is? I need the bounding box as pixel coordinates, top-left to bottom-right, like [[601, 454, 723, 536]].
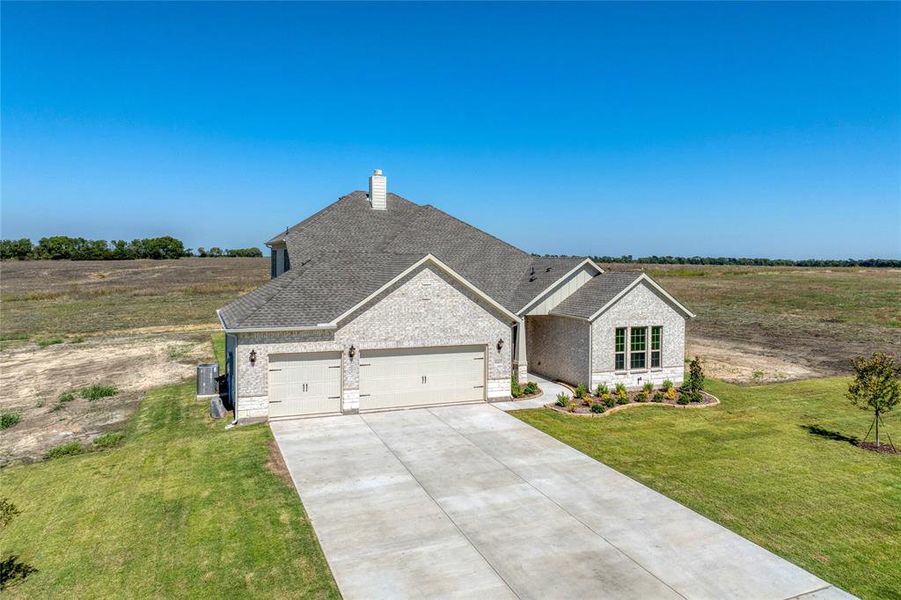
[[0, 382, 339, 598], [513, 377, 900, 600]]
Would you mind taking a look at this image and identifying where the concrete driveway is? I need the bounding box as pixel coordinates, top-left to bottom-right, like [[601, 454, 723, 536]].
[[272, 404, 853, 600]]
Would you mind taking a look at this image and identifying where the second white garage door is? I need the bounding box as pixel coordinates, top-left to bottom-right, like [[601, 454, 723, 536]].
[[268, 352, 342, 418], [359, 345, 486, 411]]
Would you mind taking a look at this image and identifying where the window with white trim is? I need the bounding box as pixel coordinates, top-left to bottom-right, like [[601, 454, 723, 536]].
[[651, 326, 662, 368], [614, 327, 626, 371], [630, 327, 647, 370]]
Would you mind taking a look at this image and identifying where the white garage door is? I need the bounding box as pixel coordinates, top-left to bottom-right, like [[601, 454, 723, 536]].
[[359, 346, 486, 411], [268, 352, 342, 418]]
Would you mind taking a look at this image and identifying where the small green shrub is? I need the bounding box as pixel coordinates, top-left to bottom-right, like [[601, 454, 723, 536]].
[[511, 378, 523, 398], [686, 356, 705, 392], [642, 382, 654, 394], [555, 392, 571, 407], [522, 381, 539, 395], [603, 396, 616, 408], [37, 338, 64, 348], [652, 391, 665, 403], [80, 384, 119, 401], [614, 383, 628, 404], [0, 412, 21, 430], [44, 441, 85, 460], [574, 384, 587, 399], [616, 395, 629, 405], [594, 384, 608, 397], [58, 391, 75, 403], [676, 394, 690, 405], [93, 431, 125, 449], [635, 391, 648, 403], [661, 379, 674, 391], [590, 403, 605, 414]]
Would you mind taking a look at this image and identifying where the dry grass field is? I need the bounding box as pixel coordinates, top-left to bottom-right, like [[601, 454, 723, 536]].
[[1, 258, 899, 463]]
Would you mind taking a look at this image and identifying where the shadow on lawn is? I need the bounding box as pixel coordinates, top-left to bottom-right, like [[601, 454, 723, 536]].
[[801, 424, 859, 446]]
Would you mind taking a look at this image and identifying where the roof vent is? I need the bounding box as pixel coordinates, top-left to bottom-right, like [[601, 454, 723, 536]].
[[369, 169, 387, 210]]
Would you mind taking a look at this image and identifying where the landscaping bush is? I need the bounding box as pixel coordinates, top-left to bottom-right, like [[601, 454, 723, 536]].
[[652, 391, 665, 403], [686, 356, 705, 392], [676, 394, 690, 405], [643, 382, 654, 394], [594, 384, 608, 397], [80, 384, 119, 401], [92, 431, 126, 449], [523, 381, 539, 395], [603, 396, 616, 408], [0, 412, 21, 430], [555, 393, 571, 407], [665, 387, 678, 401], [590, 403, 605, 414], [574, 384, 588, 399], [635, 391, 648, 403], [614, 383, 629, 404], [661, 379, 674, 391], [44, 441, 85, 460], [511, 378, 522, 398]]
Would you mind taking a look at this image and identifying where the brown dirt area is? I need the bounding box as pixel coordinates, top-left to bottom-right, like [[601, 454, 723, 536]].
[[0, 333, 213, 465]]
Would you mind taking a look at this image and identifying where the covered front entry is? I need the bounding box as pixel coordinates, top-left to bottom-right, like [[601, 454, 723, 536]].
[[359, 345, 486, 411], [268, 352, 342, 418]]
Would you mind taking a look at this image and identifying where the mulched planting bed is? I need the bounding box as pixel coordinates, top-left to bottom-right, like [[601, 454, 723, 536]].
[[547, 389, 718, 416], [857, 441, 899, 455]]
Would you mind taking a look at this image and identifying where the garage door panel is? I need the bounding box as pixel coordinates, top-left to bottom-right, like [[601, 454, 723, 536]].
[[360, 346, 486, 411], [269, 352, 342, 417]]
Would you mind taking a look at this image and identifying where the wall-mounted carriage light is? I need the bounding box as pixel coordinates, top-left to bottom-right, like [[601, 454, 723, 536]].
[[497, 338, 504, 352], [349, 345, 356, 359], [249, 349, 257, 366]]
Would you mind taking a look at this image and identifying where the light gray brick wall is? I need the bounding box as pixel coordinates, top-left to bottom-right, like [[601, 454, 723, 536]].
[[526, 315, 590, 387], [233, 264, 513, 419], [590, 280, 686, 389]]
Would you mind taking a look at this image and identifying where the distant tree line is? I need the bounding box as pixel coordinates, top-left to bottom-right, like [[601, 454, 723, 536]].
[[195, 247, 263, 258], [0, 237, 263, 260], [575, 254, 900, 268]]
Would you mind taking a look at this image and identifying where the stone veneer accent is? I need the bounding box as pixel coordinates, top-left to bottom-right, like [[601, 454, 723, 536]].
[[590, 280, 686, 389], [526, 315, 591, 386], [232, 264, 514, 420]]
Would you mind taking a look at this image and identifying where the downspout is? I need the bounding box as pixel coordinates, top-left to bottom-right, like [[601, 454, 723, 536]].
[[586, 319, 593, 388]]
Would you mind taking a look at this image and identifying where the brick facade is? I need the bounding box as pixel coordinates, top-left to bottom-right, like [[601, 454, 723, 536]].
[[590, 281, 686, 389], [233, 264, 514, 419], [526, 315, 591, 387]]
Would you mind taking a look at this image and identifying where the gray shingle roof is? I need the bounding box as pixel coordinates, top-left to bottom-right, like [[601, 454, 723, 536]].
[[219, 191, 592, 329], [550, 271, 645, 319]]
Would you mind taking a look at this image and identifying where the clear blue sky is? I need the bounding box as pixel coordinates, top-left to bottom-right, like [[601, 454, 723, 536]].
[[2, 2, 899, 259]]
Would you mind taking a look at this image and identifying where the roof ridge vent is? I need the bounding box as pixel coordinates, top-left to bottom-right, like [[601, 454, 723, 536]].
[[369, 169, 387, 210]]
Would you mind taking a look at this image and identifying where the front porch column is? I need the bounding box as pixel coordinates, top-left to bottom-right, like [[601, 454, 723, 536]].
[[516, 318, 528, 383]]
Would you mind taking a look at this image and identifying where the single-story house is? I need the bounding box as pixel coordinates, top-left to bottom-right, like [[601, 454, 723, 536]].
[[217, 170, 694, 421]]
